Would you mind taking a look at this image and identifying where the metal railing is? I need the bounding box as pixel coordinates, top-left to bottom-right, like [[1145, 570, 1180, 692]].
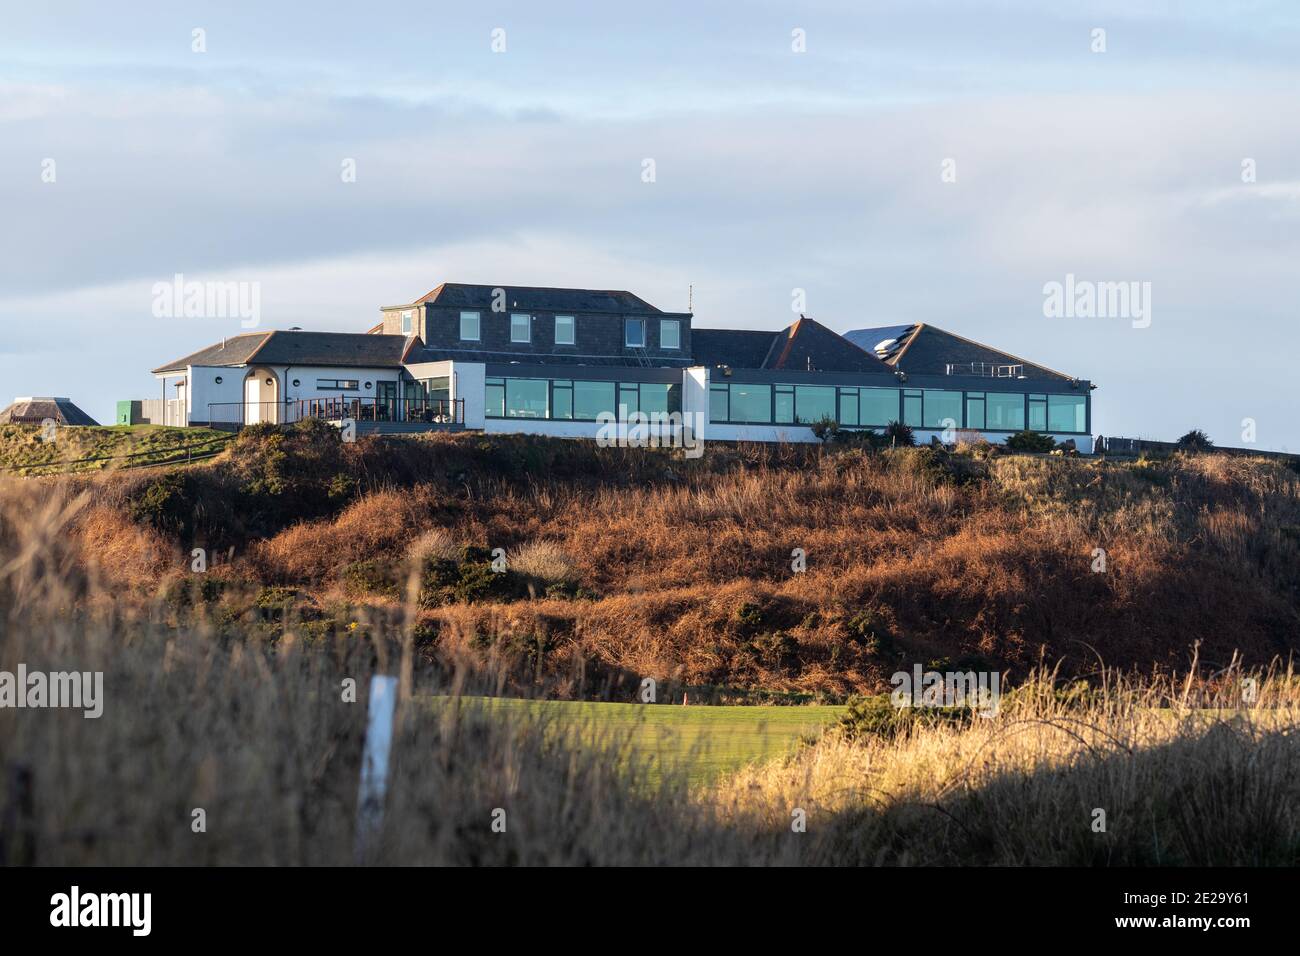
[[205, 397, 464, 429], [945, 362, 1024, 378]]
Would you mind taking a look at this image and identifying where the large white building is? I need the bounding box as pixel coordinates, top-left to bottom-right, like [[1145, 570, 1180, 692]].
[[149, 283, 1095, 449]]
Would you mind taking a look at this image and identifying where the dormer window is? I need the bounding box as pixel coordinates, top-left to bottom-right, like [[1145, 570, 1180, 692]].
[[660, 319, 680, 350], [624, 318, 646, 348], [555, 315, 575, 346], [401, 310, 412, 335]]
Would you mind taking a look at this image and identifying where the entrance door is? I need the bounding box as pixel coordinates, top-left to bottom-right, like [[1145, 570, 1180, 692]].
[[245, 377, 262, 424]]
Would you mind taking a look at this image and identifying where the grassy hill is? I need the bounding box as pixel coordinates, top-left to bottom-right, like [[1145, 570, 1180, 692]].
[[0, 423, 233, 476], [6, 421, 1298, 698]]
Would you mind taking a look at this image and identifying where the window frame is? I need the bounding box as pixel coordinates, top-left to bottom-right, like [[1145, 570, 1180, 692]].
[[510, 313, 531, 344], [554, 314, 575, 346], [459, 311, 481, 342], [624, 318, 646, 348], [659, 319, 680, 350]]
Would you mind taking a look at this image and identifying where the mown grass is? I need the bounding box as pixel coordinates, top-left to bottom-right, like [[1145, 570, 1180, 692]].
[[439, 697, 847, 785], [0, 423, 233, 476]]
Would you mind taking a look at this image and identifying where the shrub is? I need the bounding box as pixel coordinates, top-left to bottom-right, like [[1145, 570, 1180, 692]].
[[128, 471, 194, 538], [1006, 429, 1056, 453], [846, 609, 894, 656], [809, 415, 839, 443], [1177, 428, 1214, 453], [340, 559, 400, 599], [406, 528, 460, 568], [837, 693, 974, 741], [883, 420, 916, 447]]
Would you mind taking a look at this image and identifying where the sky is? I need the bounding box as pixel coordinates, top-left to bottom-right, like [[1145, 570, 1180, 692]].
[[2, 1, 1298, 449]]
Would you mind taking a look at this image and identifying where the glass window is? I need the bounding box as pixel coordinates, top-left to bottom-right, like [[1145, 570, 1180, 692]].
[[860, 388, 898, 426], [574, 380, 616, 420], [639, 383, 676, 415], [923, 389, 963, 429], [1048, 394, 1086, 433], [838, 389, 859, 426], [1028, 394, 1047, 431], [555, 315, 575, 346], [903, 390, 923, 427], [552, 382, 573, 420], [795, 385, 836, 424], [710, 386, 729, 422], [401, 310, 412, 335], [775, 386, 794, 424], [729, 383, 772, 423], [506, 378, 548, 418], [625, 318, 646, 348], [460, 311, 480, 341], [986, 392, 1025, 431], [618, 384, 639, 416], [966, 392, 986, 430], [660, 319, 680, 350], [485, 377, 505, 418], [510, 313, 531, 344]]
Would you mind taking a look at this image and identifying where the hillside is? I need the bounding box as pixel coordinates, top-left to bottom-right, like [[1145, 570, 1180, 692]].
[[0, 423, 233, 476], [8, 421, 1300, 699]]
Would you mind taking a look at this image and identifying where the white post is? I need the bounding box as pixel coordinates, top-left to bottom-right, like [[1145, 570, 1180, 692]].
[[354, 674, 398, 863]]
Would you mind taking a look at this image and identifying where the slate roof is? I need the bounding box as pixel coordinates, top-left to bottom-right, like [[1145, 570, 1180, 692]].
[[843, 323, 1075, 382], [0, 397, 99, 426], [153, 331, 419, 374], [406, 347, 691, 368], [407, 283, 667, 314], [690, 329, 778, 369], [691, 317, 888, 373]]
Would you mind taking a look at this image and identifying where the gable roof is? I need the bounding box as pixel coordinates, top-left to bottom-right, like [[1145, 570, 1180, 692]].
[[764, 316, 889, 373], [843, 323, 1075, 381], [693, 317, 890, 373], [405, 283, 666, 314], [153, 331, 419, 374], [0, 397, 99, 426]]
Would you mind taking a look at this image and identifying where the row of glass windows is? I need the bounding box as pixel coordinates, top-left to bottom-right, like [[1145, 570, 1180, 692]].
[[709, 384, 1087, 433], [458, 312, 680, 349], [485, 377, 684, 420]]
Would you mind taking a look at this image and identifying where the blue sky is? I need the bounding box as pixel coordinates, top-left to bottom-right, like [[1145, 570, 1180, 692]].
[[2, 1, 1298, 448]]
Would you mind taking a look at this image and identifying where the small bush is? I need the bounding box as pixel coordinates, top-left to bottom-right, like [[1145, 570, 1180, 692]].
[[846, 609, 894, 656], [1177, 428, 1214, 453], [883, 421, 916, 447], [808, 415, 839, 443], [1006, 429, 1056, 453], [837, 693, 974, 741]]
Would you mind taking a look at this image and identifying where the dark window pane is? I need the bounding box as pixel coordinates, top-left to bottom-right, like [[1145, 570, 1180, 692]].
[[795, 385, 836, 423], [506, 379, 548, 418], [729, 383, 772, 423], [860, 388, 898, 426], [574, 381, 616, 419]]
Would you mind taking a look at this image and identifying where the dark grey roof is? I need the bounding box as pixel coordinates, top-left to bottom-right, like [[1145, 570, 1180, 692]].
[[844, 323, 1074, 381], [411, 283, 667, 314], [0, 397, 99, 426], [154, 331, 417, 374], [691, 319, 889, 373], [765, 317, 889, 373], [407, 347, 690, 368], [690, 329, 778, 368]]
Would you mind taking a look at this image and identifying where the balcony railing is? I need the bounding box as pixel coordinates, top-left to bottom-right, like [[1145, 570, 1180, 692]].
[[945, 362, 1024, 378], [206, 397, 464, 429]]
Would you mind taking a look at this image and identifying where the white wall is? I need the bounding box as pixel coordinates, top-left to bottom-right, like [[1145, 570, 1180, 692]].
[[683, 366, 709, 439], [186, 364, 244, 424]]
